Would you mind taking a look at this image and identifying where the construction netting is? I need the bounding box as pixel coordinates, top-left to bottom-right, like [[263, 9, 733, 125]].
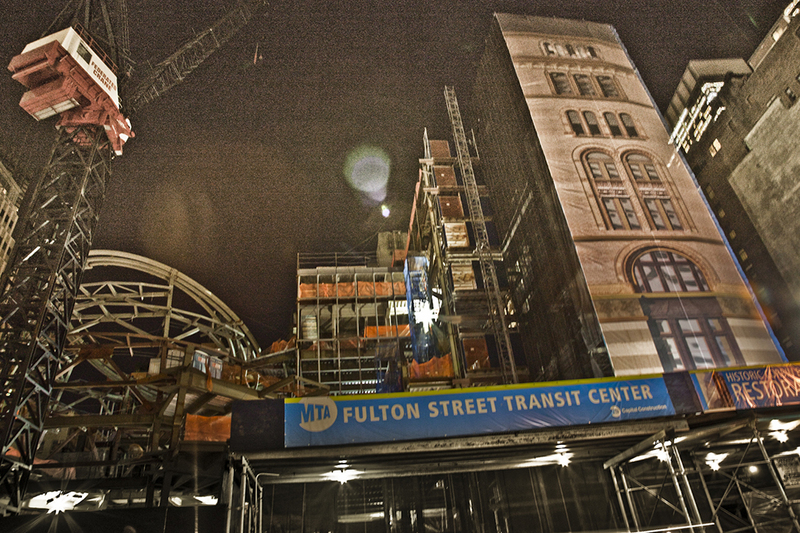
[[184, 414, 231, 442], [298, 281, 406, 299], [409, 353, 454, 379]]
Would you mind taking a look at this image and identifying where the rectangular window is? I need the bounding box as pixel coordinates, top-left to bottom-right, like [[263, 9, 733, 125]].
[[604, 162, 620, 179], [602, 197, 638, 230], [646, 199, 667, 230], [619, 198, 640, 229], [662, 199, 682, 229], [573, 74, 596, 95], [596, 75, 619, 97], [550, 72, 573, 95], [630, 165, 644, 181], [603, 198, 624, 229], [588, 162, 603, 179], [644, 164, 659, 180]]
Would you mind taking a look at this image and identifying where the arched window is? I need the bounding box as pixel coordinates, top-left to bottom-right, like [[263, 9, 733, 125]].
[[619, 113, 638, 137], [626, 153, 659, 182], [631, 250, 742, 371], [604, 113, 623, 136], [583, 111, 601, 135], [566, 111, 584, 135], [585, 152, 619, 180], [632, 250, 708, 293]]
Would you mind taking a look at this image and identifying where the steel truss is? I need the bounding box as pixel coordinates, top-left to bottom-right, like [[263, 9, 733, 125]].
[[606, 419, 800, 533], [0, 126, 112, 512]]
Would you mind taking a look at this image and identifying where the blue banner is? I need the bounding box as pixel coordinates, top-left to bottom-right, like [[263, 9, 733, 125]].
[[717, 364, 800, 409], [285, 376, 675, 447]]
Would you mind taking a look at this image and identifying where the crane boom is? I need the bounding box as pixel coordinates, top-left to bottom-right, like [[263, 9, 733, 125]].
[[126, 0, 267, 113]]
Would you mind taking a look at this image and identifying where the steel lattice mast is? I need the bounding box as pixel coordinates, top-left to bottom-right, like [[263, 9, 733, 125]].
[[444, 86, 518, 384], [0, 0, 266, 512]]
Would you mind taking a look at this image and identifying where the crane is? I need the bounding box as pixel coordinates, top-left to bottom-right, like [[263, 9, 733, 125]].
[[444, 86, 518, 384], [0, 0, 266, 513]]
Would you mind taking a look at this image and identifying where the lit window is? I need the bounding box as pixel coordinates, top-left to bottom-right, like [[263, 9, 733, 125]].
[[619, 113, 638, 137], [583, 111, 601, 135], [573, 74, 596, 96], [549, 72, 573, 95], [567, 110, 585, 135], [604, 113, 623, 136], [596, 75, 619, 97]]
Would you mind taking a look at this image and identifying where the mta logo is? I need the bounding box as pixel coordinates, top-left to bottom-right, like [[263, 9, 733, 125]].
[[298, 397, 338, 432]]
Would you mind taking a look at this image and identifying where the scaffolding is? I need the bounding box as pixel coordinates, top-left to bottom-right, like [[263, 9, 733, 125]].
[[296, 254, 410, 395]]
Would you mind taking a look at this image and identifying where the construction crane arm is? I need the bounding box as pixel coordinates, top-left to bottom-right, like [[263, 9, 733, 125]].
[[124, 0, 267, 114]]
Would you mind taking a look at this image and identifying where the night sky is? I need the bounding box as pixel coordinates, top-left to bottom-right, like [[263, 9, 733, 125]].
[[0, 0, 789, 348]]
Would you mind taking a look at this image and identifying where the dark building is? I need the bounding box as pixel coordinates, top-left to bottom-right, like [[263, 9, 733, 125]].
[[666, 6, 800, 360]]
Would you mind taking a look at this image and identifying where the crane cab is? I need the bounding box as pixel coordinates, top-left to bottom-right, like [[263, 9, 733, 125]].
[[8, 25, 132, 155]]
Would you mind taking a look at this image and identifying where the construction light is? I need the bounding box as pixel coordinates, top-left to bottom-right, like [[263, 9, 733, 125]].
[[705, 452, 728, 471], [323, 468, 363, 484], [28, 490, 88, 514], [771, 431, 789, 443]]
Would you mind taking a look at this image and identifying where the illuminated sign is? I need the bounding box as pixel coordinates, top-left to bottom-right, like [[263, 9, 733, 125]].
[[285, 375, 675, 447]]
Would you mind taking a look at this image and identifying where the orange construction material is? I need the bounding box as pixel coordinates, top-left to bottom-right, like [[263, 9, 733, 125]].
[[337, 282, 355, 297], [184, 414, 231, 442], [363, 324, 411, 338], [357, 281, 376, 297], [409, 354, 454, 379], [298, 283, 316, 298], [463, 338, 491, 370]]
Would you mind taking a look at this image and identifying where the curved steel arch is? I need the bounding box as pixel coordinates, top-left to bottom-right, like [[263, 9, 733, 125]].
[[77, 249, 261, 361]]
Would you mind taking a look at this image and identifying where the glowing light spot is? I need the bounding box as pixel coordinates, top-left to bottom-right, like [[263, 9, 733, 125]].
[[344, 145, 391, 202], [381, 204, 391, 218]]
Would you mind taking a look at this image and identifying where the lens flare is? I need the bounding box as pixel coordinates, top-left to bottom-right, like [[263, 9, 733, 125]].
[[344, 145, 391, 202]]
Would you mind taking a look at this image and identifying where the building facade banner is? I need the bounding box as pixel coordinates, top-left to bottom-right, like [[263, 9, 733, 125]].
[[715, 364, 800, 409], [284, 376, 675, 447]]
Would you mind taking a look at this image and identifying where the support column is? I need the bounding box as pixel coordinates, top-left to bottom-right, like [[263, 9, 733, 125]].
[[610, 465, 632, 532], [753, 425, 800, 532], [659, 440, 695, 531], [670, 444, 704, 528]]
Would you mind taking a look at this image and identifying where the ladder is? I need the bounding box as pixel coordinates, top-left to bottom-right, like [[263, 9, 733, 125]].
[[444, 86, 518, 384]]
